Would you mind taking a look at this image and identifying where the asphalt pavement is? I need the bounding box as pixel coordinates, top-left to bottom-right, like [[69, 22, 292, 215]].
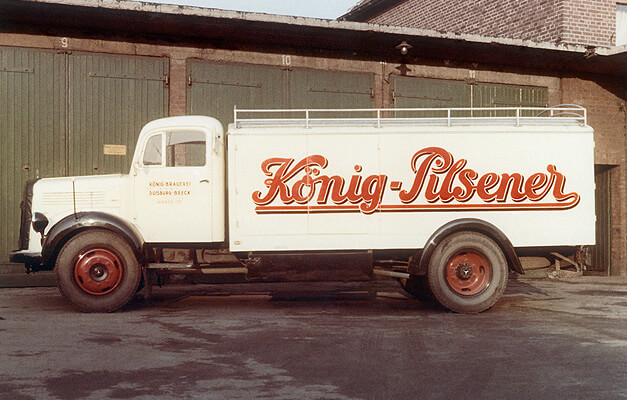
[[0, 276, 625, 400]]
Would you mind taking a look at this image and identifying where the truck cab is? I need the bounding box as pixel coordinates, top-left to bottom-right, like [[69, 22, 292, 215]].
[[130, 116, 225, 244]]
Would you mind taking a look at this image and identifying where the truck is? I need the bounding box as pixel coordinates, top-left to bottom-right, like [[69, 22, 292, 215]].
[[9, 106, 595, 313]]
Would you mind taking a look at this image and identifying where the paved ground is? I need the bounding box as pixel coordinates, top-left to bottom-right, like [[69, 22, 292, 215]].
[[0, 277, 625, 400]]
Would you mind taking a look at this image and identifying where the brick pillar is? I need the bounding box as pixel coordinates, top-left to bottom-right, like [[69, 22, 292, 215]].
[[169, 56, 187, 116]]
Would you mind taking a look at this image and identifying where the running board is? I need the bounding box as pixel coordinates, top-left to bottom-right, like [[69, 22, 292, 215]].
[[201, 267, 248, 274], [147, 263, 248, 275], [147, 263, 193, 269]]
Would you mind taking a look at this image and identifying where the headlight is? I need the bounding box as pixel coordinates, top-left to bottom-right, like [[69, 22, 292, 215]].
[[32, 212, 49, 234]]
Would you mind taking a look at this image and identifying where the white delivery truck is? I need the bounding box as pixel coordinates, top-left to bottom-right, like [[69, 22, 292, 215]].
[[10, 106, 595, 313]]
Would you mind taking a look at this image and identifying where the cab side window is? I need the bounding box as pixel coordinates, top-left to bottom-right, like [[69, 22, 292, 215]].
[[166, 131, 206, 167], [142, 134, 163, 166]]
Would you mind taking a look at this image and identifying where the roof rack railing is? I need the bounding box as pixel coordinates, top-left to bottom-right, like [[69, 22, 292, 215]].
[[233, 104, 587, 128]]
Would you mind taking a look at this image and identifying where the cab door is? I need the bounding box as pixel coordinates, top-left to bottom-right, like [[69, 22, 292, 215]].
[[133, 128, 215, 243]]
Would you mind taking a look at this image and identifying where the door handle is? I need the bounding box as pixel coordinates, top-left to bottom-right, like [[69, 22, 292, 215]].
[[200, 179, 209, 183]]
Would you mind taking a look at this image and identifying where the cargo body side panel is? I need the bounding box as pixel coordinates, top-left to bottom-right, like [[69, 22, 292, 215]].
[[227, 124, 595, 252]]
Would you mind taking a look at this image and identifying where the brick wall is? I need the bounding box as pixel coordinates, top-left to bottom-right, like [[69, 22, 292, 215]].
[[169, 56, 187, 116], [561, 0, 616, 46], [368, 0, 617, 46]]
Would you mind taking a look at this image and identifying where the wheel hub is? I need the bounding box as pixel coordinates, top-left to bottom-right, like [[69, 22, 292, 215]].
[[455, 262, 474, 280], [89, 263, 108, 282], [74, 249, 123, 296], [445, 251, 492, 296]]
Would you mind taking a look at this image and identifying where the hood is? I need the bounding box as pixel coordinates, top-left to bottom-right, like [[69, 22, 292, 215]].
[[33, 174, 127, 213]]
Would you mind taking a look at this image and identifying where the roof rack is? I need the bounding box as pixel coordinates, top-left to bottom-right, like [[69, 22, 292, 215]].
[[233, 104, 587, 128]]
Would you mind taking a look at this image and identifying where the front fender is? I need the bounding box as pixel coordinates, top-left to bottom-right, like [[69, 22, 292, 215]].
[[410, 218, 524, 276], [41, 212, 145, 268]]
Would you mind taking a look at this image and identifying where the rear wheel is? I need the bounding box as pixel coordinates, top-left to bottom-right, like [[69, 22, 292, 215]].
[[427, 231, 508, 313], [55, 230, 141, 312]]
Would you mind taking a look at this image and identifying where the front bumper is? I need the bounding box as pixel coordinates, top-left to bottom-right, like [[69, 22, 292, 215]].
[[9, 250, 44, 272]]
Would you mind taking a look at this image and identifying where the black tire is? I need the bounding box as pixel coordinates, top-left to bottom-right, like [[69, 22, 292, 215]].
[[427, 231, 508, 313], [399, 275, 436, 302], [55, 229, 141, 312]]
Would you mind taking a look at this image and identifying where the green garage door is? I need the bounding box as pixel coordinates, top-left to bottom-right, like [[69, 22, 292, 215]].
[[187, 61, 284, 128], [0, 47, 168, 285], [473, 82, 548, 117], [68, 53, 169, 176], [392, 76, 471, 108], [187, 60, 374, 127], [0, 48, 67, 282], [288, 68, 374, 109], [392, 76, 548, 112]]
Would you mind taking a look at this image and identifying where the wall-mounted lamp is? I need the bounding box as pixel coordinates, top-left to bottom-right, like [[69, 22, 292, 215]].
[[583, 47, 597, 59], [395, 40, 413, 55]]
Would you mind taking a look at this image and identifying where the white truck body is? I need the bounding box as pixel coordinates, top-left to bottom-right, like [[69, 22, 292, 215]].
[[228, 120, 594, 252], [10, 106, 595, 313]]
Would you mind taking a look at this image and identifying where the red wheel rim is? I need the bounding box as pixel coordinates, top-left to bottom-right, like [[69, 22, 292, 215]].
[[73, 249, 123, 296], [445, 250, 491, 296]]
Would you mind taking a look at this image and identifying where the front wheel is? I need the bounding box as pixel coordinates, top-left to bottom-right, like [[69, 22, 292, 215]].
[[427, 231, 508, 313], [55, 230, 141, 312]]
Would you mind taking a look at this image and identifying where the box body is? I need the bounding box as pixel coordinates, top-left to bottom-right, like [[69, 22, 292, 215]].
[[227, 123, 595, 252]]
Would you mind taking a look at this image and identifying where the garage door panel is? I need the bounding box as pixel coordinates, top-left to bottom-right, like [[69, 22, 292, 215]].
[[392, 76, 548, 121], [187, 60, 284, 128], [188, 61, 375, 124], [290, 69, 374, 114], [473, 83, 548, 117], [68, 53, 168, 176], [0, 47, 67, 266], [392, 76, 471, 109]]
